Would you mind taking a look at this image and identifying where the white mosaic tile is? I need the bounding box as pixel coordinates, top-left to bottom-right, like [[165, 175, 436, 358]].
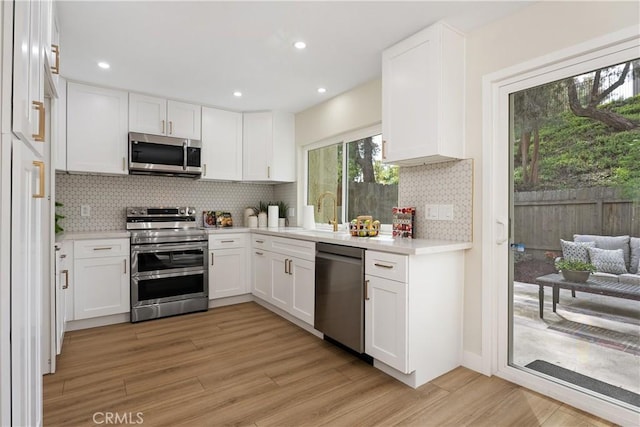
[[398, 159, 473, 242], [55, 173, 275, 232], [274, 182, 298, 227]]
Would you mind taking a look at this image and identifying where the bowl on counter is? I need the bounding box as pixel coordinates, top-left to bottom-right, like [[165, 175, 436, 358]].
[[349, 215, 380, 237]]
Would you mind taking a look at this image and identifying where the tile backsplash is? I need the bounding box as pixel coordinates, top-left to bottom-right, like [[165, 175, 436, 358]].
[[398, 159, 473, 242], [55, 173, 275, 232]]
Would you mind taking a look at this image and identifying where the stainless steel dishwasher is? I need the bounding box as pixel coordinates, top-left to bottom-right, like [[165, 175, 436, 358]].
[[314, 242, 365, 353]]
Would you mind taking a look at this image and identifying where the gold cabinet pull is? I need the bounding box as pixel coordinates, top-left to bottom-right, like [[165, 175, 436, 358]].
[[169, 121, 173, 135], [32, 101, 45, 142], [267, 166, 270, 179], [203, 163, 207, 176], [374, 263, 394, 269], [32, 161, 45, 198], [123, 259, 127, 274], [364, 279, 370, 300], [255, 240, 264, 244], [255, 251, 263, 256], [62, 269, 69, 289], [284, 258, 289, 274], [161, 119, 165, 134], [51, 44, 60, 74], [211, 253, 214, 266], [288, 259, 293, 275], [92, 247, 112, 251], [382, 140, 387, 160], [220, 240, 234, 244], [122, 157, 126, 171]]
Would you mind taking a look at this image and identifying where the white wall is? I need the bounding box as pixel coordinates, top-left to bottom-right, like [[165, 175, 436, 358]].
[[463, 0, 640, 359], [294, 0, 640, 363]]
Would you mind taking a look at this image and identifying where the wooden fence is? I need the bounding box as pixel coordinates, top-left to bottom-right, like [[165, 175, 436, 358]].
[[513, 187, 639, 259]]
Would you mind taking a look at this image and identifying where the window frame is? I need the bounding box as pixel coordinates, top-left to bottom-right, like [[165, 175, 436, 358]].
[[302, 124, 396, 231]]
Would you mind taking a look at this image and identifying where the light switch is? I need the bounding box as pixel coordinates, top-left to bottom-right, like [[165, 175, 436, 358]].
[[425, 204, 439, 220], [439, 204, 454, 221], [81, 205, 91, 217]]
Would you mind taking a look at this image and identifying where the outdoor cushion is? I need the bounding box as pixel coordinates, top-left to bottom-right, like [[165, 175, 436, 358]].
[[629, 237, 640, 274], [619, 274, 640, 286], [574, 234, 630, 270], [587, 247, 628, 275], [560, 239, 595, 263], [592, 271, 620, 281]]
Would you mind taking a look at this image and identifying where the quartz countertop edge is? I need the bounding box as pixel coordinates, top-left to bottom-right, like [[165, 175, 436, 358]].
[[58, 227, 472, 255]]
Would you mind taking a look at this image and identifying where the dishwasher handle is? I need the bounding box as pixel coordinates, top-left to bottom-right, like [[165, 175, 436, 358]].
[[316, 251, 363, 266]]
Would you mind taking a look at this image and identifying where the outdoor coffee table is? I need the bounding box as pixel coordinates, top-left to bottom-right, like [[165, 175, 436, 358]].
[[534, 273, 640, 319]]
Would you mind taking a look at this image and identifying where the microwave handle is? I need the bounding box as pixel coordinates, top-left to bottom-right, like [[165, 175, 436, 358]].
[[183, 142, 187, 171]]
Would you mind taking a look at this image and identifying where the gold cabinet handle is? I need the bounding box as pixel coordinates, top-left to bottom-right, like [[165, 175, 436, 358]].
[[62, 269, 69, 289], [374, 263, 394, 269], [255, 240, 264, 244], [255, 251, 263, 256], [220, 240, 234, 244], [123, 259, 127, 274], [122, 157, 126, 171], [32, 101, 45, 142], [32, 161, 45, 198], [267, 166, 270, 179], [169, 121, 173, 135], [92, 247, 113, 251], [203, 163, 207, 176], [211, 252, 214, 266], [284, 258, 289, 274], [51, 44, 60, 74], [288, 259, 293, 275], [161, 119, 165, 134], [364, 279, 370, 301], [382, 140, 387, 160]]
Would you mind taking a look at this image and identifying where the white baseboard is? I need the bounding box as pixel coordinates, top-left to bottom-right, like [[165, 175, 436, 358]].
[[252, 297, 323, 338], [462, 350, 490, 376], [208, 294, 253, 308], [66, 313, 129, 331]]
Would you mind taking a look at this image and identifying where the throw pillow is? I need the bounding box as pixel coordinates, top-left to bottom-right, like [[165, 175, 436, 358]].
[[560, 239, 595, 263], [574, 234, 630, 270], [587, 247, 628, 275], [630, 237, 639, 274]]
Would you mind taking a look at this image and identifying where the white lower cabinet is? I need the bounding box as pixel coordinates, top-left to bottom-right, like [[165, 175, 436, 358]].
[[365, 274, 408, 373], [208, 234, 248, 299], [251, 234, 315, 326], [73, 239, 130, 320]]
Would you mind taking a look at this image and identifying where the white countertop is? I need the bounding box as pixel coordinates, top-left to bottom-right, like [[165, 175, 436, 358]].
[[59, 227, 472, 255]]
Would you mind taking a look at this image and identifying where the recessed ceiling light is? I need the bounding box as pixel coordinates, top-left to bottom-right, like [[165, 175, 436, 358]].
[[293, 41, 307, 50], [233, 91, 242, 97], [317, 87, 327, 94], [97, 61, 110, 69]]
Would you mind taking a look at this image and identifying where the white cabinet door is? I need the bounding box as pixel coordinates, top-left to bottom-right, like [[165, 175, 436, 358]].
[[129, 93, 166, 136], [209, 248, 247, 299], [55, 241, 72, 355], [290, 258, 314, 325], [10, 139, 44, 427], [201, 107, 242, 180], [74, 256, 129, 319], [53, 76, 66, 171], [365, 275, 409, 373], [251, 249, 270, 301], [270, 252, 291, 312], [242, 111, 294, 182], [242, 112, 272, 181], [382, 22, 464, 165], [167, 100, 201, 139], [13, 0, 45, 156], [67, 82, 129, 174]]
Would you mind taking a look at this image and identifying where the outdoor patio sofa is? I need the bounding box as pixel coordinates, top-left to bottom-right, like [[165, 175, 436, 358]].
[[560, 234, 640, 286]]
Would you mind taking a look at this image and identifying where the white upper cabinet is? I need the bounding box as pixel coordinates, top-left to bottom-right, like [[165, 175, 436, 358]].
[[242, 111, 294, 182], [382, 21, 465, 166], [66, 82, 129, 175], [12, 0, 45, 156], [129, 93, 201, 140], [201, 107, 243, 181]]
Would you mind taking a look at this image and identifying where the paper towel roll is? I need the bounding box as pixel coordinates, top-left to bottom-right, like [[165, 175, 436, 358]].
[[268, 205, 279, 228], [303, 205, 316, 230]]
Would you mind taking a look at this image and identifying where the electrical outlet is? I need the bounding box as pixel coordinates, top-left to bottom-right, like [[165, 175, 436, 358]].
[[81, 205, 91, 217], [439, 204, 454, 221], [425, 204, 439, 220]]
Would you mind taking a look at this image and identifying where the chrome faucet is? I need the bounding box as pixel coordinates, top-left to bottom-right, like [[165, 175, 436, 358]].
[[316, 191, 339, 232]]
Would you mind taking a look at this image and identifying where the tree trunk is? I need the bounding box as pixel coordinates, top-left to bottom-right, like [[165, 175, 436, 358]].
[[520, 131, 530, 184], [354, 140, 376, 183], [530, 128, 540, 184]]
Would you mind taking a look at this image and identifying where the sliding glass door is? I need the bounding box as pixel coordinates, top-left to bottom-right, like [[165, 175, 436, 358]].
[[508, 59, 640, 410]]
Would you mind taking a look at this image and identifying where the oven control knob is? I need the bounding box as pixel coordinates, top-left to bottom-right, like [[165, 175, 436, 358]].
[[179, 209, 186, 215], [188, 208, 195, 215], [130, 209, 137, 215]]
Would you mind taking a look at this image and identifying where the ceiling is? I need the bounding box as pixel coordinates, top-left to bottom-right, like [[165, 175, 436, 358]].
[[57, 1, 531, 113]]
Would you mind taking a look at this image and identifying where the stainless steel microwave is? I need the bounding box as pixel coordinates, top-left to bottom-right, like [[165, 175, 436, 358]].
[[128, 132, 202, 178]]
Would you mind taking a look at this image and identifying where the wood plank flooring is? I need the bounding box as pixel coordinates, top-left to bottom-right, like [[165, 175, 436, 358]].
[[43, 302, 613, 426]]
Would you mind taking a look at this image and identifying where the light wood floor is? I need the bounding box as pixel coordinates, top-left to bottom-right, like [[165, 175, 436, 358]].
[[44, 302, 613, 426]]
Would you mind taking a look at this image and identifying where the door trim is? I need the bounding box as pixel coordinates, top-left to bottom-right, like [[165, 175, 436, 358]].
[[481, 25, 640, 425]]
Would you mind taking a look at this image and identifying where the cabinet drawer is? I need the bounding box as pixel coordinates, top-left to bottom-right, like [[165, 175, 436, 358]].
[[251, 234, 271, 250], [365, 251, 408, 282], [74, 239, 129, 259], [271, 236, 315, 261], [209, 234, 246, 249]]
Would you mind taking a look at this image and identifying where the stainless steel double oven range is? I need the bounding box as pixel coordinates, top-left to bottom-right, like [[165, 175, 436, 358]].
[[127, 207, 208, 322]]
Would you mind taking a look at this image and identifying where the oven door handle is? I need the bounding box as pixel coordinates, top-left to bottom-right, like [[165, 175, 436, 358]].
[[183, 142, 188, 170], [131, 242, 208, 253]]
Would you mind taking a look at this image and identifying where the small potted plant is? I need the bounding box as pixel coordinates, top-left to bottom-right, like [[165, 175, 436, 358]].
[[555, 259, 596, 283], [277, 201, 289, 228]]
